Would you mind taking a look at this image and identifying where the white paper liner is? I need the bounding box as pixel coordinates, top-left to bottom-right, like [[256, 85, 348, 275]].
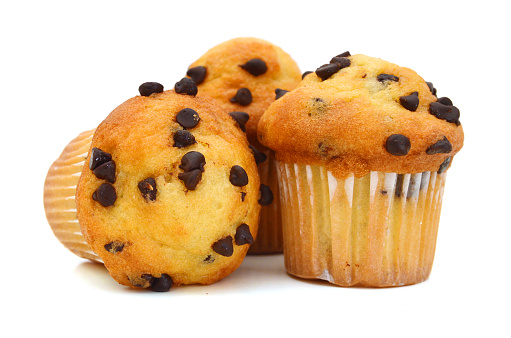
[[44, 130, 101, 262], [276, 162, 447, 287], [248, 150, 283, 254]]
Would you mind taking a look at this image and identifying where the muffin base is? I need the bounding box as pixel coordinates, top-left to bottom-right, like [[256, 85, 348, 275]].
[[276, 162, 447, 287], [44, 129, 101, 262]]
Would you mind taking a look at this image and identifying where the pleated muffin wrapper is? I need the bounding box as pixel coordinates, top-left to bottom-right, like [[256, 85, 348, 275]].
[[276, 161, 448, 287], [248, 150, 283, 254], [44, 129, 101, 263]]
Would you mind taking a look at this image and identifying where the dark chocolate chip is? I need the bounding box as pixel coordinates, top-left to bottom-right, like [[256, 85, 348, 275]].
[[386, 134, 411, 156], [229, 165, 248, 187], [228, 111, 250, 132], [436, 97, 453, 106], [150, 274, 173, 292], [133, 274, 154, 288], [315, 63, 340, 81], [241, 192, 246, 202], [429, 102, 460, 125], [174, 77, 198, 96], [399, 93, 420, 111], [395, 174, 405, 198], [176, 108, 201, 129], [212, 236, 234, 257], [104, 241, 125, 254], [329, 56, 351, 69], [336, 51, 351, 57], [377, 74, 399, 82], [275, 88, 289, 100], [230, 88, 252, 106], [426, 137, 452, 155], [173, 130, 196, 148], [186, 66, 207, 85], [204, 255, 215, 263], [93, 160, 116, 183], [302, 71, 313, 79], [258, 184, 273, 206], [235, 224, 253, 246], [138, 82, 164, 97], [426, 82, 437, 96], [179, 151, 205, 172], [239, 58, 267, 76], [249, 145, 267, 165], [138, 178, 157, 201], [178, 169, 202, 190], [89, 148, 112, 171], [438, 157, 452, 173], [92, 183, 117, 207]]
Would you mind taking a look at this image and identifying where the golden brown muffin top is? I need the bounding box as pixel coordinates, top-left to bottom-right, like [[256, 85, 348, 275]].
[[185, 37, 302, 148], [258, 54, 464, 178], [76, 89, 260, 289]]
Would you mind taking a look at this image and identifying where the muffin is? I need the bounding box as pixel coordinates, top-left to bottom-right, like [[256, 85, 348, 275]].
[[45, 80, 260, 291], [185, 37, 302, 253], [258, 53, 464, 287], [44, 129, 101, 262]]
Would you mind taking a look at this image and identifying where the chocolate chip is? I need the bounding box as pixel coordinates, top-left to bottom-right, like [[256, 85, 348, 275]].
[[437, 97, 453, 106], [258, 184, 273, 206], [239, 58, 267, 76], [187, 66, 207, 85], [427, 137, 452, 155], [173, 130, 196, 148], [229, 165, 248, 187], [399, 92, 420, 112], [377, 74, 399, 82], [315, 63, 340, 81], [235, 224, 253, 246], [336, 51, 351, 57], [150, 274, 173, 292], [104, 241, 124, 254], [132, 274, 154, 288], [174, 78, 198, 96], [230, 88, 252, 106], [241, 192, 246, 202], [176, 108, 201, 129], [302, 71, 313, 79], [204, 255, 215, 263], [329, 56, 351, 69], [138, 82, 164, 96], [179, 151, 205, 172], [386, 134, 411, 156], [89, 148, 112, 171], [228, 111, 250, 132], [93, 160, 116, 183], [429, 102, 460, 125], [275, 88, 289, 100], [426, 82, 437, 96], [438, 157, 452, 173], [212, 236, 234, 257], [248, 145, 267, 164], [178, 169, 202, 190], [92, 183, 117, 207], [138, 178, 157, 201]]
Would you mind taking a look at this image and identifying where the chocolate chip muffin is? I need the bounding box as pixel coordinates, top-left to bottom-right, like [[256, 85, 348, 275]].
[[185, 37, 302, 254], [258, 53, 464, 287], [75, 85, 260, 291]]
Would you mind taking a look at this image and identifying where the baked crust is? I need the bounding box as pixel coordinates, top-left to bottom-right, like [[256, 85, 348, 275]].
[[258, 54, 464, 178]]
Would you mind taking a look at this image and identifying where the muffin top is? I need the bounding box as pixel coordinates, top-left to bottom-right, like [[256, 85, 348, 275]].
[[258, 53, 464, 178], [185, 37, 302, 148], [76, 87, 260, 290]]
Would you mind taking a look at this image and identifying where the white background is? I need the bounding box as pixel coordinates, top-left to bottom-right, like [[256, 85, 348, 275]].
[[1, 0, 509, 337]]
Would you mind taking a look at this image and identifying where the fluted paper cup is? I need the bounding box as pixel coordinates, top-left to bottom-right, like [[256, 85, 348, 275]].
[[276, 162, 447, 287], [44, 129, 101, 262]]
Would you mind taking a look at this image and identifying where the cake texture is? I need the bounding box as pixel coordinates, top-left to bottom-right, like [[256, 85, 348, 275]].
[[186, 37, 302, 253], [258, 53, 464, 286], [75, 85, 260, 291]]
